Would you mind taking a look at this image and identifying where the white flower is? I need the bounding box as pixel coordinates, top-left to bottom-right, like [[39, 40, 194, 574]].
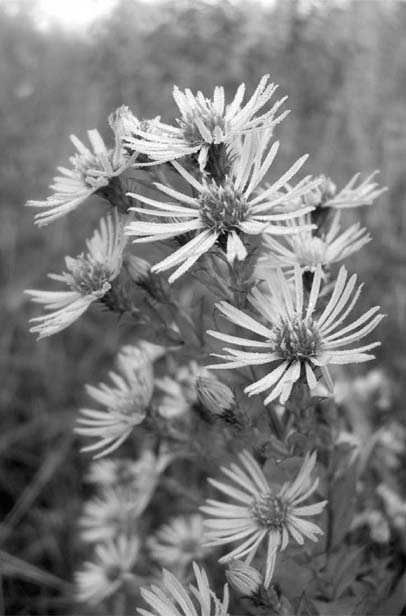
[[26, 128, 135, 226], [201, 451, 326, 587], [26, 212, 125, 339], [148, 515, 209, 569], [79, 487, 139, 543], [126, 132, 319, 282], [137, 562, 229, 616], [208, 265, 384, 404], [305, 171, 387, 210], [75, 535, 139, 605], [75, 345, 154, 458], [259, 211, 371, 273], [125, 75, 289, 170]]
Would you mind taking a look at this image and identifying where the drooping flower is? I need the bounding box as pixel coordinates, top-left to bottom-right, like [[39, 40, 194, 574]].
[[124, 75, 289, 170], [208, 265, 384, 404], [75, 345, 154, 458], [201, 451, 326, 587], [137, 562, 229, 616], [148, 514, 209, 571], [126, 131, 320, 282], [27, 126, 136, 226], [75, 535, 139, 605], [304, 172, 387, 210], [259, 211, 371, 274], [26, 212, 125, 338]]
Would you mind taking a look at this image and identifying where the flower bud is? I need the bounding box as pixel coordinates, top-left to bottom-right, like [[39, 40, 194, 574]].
[[226, 561, 263, 597], [196, 376, 235, 416]]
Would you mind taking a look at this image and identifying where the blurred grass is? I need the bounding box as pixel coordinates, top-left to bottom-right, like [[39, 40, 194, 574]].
[[0, 0, 405, 613]]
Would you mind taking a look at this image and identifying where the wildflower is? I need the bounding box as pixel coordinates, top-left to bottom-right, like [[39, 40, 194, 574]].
[[26, 212, 125, 339], [125, 75, 289, 170], [208, 265, 383, 404], [79, 487, 139, 543], [27, 127, 136, 225], [126, 131, 319, 282], [201, 451, 326, 587], [76, 535, 139, 605], [259, 211, 371, 273], [148, 514, 209, 569], [137, 562, 229, 616], [75, 345, 154, 458], [304, 172, 386, 210]]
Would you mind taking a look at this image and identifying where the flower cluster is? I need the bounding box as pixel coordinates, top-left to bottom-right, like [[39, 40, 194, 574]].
[[25, 74, 388, 613]]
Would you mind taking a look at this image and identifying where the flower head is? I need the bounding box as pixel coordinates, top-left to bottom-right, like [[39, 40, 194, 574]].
[[79, 487, 139, 543], [208, 265, 384, 403], [148, 514, 209, 570], [75, 535, 139, 605], [305, 171, 386, 210], [126, 132, 319, 282], [155, 361, 208, 418], [201, 451, 326, 587], [27, 128, 135, 225], [137, 562, 229, 616], [259, 211, 371, 273], [26, 212, 125, 338], [125, 75, 288, 170], [75, 345, 154, 458]]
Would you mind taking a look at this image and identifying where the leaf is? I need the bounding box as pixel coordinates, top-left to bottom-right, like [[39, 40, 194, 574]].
[[370, 571, 406, 616], [332, 547, 364, 599], [295, 592, 320, 616], [313, 597, 359, 616]]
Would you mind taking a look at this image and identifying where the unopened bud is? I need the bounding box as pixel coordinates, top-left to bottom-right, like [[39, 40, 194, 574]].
[[196, 376, 235, 416], [226, 561, 263, 597]]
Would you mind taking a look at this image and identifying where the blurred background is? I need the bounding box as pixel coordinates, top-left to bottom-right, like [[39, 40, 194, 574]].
[[0, 0, 405, 613]]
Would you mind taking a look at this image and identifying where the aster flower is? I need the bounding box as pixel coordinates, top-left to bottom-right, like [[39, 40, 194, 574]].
[[75, 345, 154, 458], [259, 211, 371, 273], [208, 265, 384, 404], [27, 126, 136, 226], [305, 171, 387, 210], [148, 515, 209, 570], [26, 212, 125, 339], [79, 487, 139, 543], [125, 75, 289, 170], [126, 131, 320, 282], [76, 535, 139, 605], [137, 562, 229, 616], [201, 451, 326, 587]]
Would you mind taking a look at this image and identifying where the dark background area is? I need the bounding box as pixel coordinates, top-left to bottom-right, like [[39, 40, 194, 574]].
[[0, 0, 405, 613]]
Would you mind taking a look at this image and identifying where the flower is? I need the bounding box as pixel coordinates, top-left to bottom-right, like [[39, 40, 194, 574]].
[[259, 211, 371, 273], [148, 515, 209, 569], [26, 127, 136, 226], [137, 562, 229, 616], [208, 265, 384, 404], [196, 376, 235, 417], [304, 172, 387, 210], [75, 345, 154, 458], [26, 212, 125, 338], [75, 535, 139, 605], [124, 75, 289, 170], [126, 131, 319, 282], [201, 451, 326, 587], [79, 487, 139, 543]]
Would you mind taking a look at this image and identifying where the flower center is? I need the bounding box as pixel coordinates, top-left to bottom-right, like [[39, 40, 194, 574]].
[[199, 180, 248, 233], [111, 390, 147, 421], [272, 316, 322, 360], [251, 493, 287, 529], [180, 106, 226, 144], [293, 236, 327, 268], [67, 256, 111, 296]]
